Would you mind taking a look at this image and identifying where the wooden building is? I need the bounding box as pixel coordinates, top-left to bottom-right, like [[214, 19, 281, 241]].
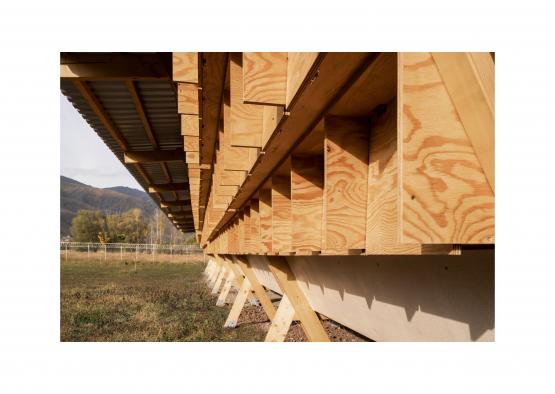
[[60, 52, 494, 341]]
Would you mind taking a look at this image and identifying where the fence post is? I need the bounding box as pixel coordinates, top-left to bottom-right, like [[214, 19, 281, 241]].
[[152, 243, 155, 262], [170, 244, 173, 262], [104, 244, 107, 262], [120, 245, 123, 261], [87, 243, 90, 260]]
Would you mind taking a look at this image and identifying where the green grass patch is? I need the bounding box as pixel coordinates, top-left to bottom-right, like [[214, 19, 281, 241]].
[[61, 259, 265, 341]]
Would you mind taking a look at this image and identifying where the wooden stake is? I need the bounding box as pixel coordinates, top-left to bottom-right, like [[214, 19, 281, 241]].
[[265, 294, 295, 342]]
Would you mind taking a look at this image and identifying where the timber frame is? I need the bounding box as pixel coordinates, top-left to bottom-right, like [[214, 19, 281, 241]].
[[61, 52, 495, 341]]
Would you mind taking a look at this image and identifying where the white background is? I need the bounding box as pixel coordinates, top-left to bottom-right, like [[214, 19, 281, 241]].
[[0, 1, 554, 393]]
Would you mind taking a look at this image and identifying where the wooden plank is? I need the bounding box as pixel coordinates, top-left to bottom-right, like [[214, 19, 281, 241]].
[[205, 53, 374, 241], [183, 135, 199, 152], [324, 116, 369, 251], [221, 170, 245, 186], [230, 53, 263, 147], [172, 52, 198, 83], [432, 52, 495, 192], [243, 52, 287, 106], [181, 115, 199, 136], [265, 294, 295, 342], [211, 265, 226, 294], [216, 269, 236, 306], [124, 149, 185, 164], [291, 155, 324, 252], [61, 53, 171, 80], [259, 186, 273, 253], [177, 83, 199, 115], [250, 199, 261, 254], [185, 151, 200, 164], [262, 105, 284, 148], [271, 161, 292, 253], [286, 52, 319, 108], [399, 52, 495, 244], [267, 256, 329, 342], [200, 53, 228, 166], [224, 278, 251, 328], [234, 255, 276, 320]]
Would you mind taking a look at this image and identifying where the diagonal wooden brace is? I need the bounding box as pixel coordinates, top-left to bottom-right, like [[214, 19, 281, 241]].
[[266, 256, 330, 342], [224, 278, 252, 328]]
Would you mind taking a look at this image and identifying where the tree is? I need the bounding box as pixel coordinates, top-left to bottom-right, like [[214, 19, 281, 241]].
[[106, 208, 149, 243], [70, 210, 108, 242]]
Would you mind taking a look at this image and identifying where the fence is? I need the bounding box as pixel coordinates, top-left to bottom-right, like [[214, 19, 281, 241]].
[[60, 242, 204, 264]]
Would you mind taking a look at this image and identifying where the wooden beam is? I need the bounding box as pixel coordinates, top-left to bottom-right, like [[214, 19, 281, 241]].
[[265, 294, 295, 342], [224, 278, 251, 328], [243, 52, 287, 106], [72, 80, 127, 150], [267, 256, 329, 342], [234, 255, 276, 320], [206, 53, 375, 241], [177, 83, 199, 115], [271, 160, 292, 253], [125, 80, 159, 148], [216, 269, 236, 307], [324, 116, 369, 251], [160, 200, 191, 208], [148, 183, 189, 193], [172, 52, 199, 83], [61, 53, 171, 80], [259, 185, 273, 253], [124, 149, 185, 164], [399, 52, 494, 244], [286, 52, 319, 108], [230, 53, 264, 147], [432, 52, 495, 193]]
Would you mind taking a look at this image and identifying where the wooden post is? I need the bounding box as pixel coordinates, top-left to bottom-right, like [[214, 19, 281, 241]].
[[267, 256, 329, 342], [87, 243, 90, 260], [120, 245, 123, 261], [211, 266, 227, 294], [65, 243, 68, 261], [224, 278, 251, 328], [104, 244, 107, 262]]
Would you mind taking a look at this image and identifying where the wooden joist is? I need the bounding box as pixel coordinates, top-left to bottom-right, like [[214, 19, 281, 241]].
[[148, 183, 189, 193], [123, 149, 185, 164], [243, 52, 288, 106]]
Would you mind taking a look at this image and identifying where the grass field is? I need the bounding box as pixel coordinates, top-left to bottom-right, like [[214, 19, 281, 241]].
[[60, 255, 266, 341]]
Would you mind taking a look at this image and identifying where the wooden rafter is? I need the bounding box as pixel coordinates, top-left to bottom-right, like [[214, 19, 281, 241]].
[[124, 149, 185, 163], [148, 183, 189, 193]]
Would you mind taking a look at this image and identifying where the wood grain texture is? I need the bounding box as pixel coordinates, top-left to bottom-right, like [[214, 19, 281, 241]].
[[230, 53, 263, 147], [234, 255, 276, 320], [267, 256, 329, 342], [259, 187, 273, 253], [243, 206, 252, 254], [243, 52, 287, 106], [330, 52, 397, 117], [291, 155, 324, 252], [250, 199, 261, 254], [262, 105, 284, 148], [286, 52, 319, 109], [365, 100, 399, 251], [324, 116, 370, 251], [181, 114, 199, 136], [183, 135, 199, 152], [399, 52, 495, 244], [265, 294, 295, 342], [221, 170, 245, 186], [177, 82, 198, 114], [172, 52, 198, 83], [432, 52, 495, 192], [224, 278, 251, 328], [272, 173, 292, 253]]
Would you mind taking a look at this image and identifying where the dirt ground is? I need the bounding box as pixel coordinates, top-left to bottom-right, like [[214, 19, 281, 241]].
[[235, 304, 370, 342]]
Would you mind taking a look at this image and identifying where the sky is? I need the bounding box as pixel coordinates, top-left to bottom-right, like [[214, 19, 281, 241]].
[[60, 93, 142, 190]]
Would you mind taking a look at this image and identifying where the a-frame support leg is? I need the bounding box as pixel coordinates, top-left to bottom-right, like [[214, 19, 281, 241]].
[[216, 268, 236, 306], [224, 278, 252, 328], [211, 265, 227, 294], [234, 255, 276, 321], [265, 294, 296, 341], [267, 256, 330, 342]]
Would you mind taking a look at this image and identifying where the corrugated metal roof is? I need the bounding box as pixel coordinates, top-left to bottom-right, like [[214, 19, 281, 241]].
[[60, 77, 194, 231]]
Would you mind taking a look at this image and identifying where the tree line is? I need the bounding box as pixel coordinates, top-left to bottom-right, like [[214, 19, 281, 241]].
[[69, 208, 195, 245]]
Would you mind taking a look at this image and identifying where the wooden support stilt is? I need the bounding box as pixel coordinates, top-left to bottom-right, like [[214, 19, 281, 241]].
[[234, 255, 276, 320], [216, 269, 236, 306], [267, 256, 330, 342], [224, 278, 252, 328], [265, 294, 295, 342], [211, 265, 227, 294]]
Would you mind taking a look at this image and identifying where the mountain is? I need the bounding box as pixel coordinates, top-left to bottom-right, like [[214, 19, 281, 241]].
[[60, 176, 158, 236]]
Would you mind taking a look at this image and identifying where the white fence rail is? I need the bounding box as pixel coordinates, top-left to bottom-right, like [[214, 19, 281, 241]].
[[60, 242, 203, 263]]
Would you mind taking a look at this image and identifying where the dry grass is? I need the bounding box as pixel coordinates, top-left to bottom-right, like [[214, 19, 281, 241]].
[[60, 256, 266, 342]]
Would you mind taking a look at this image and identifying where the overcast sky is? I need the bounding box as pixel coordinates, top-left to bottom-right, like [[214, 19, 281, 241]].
[[60, 93, 141, 190]]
